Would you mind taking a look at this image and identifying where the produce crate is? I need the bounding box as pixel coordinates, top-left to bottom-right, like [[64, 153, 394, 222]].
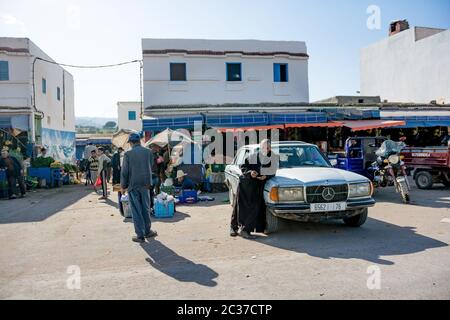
[[177, 189, 198, 204], [28, 167, 52, 182], [154, 200, 175, 218], [28, 168, 62, 188], [51, 168, 62, 187]]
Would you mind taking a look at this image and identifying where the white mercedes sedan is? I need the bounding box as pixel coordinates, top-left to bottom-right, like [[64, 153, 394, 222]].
[[225, 141, 376, 233]]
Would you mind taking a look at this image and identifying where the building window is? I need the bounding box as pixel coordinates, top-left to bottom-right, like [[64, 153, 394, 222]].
[[274, 63, 288, 82], [170, 63, 186, 81], [42, 78, 47, 94], [57, 87, 61, 101], [226, 63, 242, 82], [0, 61, 9, 81], [128, 111, 136, 121]]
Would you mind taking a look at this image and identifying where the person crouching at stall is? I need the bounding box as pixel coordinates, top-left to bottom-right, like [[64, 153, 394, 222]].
[[175, 170, 196, 190], [97, 147, 111, 200], [230, 139, 278, 239]]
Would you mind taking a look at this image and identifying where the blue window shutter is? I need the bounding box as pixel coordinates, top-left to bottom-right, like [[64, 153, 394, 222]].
[[273, 63, 280, 82], [42, 78, 46, 94], [128, 111, 136, 120], [0, 61, 9, 81]]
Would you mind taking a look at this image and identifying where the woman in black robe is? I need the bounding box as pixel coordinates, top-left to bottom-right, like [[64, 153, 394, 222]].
[[230, 139, 278, 239]]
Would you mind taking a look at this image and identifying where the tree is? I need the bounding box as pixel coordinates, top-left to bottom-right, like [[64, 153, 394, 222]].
[[103, 121, 117, 129]]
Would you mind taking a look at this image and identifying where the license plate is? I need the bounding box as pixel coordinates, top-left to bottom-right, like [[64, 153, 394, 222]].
[[310, 202, 346, 212]]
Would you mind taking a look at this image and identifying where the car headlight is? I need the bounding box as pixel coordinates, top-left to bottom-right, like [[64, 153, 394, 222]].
[[348, 182, 372, 198], [388, 155, 400, 164], [270, 187, 304, 202]]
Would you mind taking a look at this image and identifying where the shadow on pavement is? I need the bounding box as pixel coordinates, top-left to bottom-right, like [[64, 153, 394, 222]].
[[256, 217, 448, 265], [374, 185, 450, 208], [0, 185, 92, 224], [122, 210, 191, 223], [140, 239, 218, 287]]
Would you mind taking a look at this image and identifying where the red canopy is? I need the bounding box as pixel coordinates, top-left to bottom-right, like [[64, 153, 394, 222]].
[[216, 125, 284, 133], [337, 120, 406, 131], [284, 122, 343, 128]]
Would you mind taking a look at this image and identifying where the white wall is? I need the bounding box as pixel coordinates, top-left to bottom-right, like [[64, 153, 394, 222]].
[[361, 27, 450, 104], [29, 40, 75, 132], [0, 38, 75, 134], [142, 39, 309, 106], [0, 38, 31, 109], [117, 101, 142, 131]]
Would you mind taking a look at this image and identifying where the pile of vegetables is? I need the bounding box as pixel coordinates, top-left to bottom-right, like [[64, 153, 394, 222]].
[[50, 161, 63, 168], [63, 163, 78, 173], [31, 156, 55, 168]]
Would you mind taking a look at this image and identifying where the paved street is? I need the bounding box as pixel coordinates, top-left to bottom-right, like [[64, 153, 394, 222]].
[[0, 183, 449, 299]]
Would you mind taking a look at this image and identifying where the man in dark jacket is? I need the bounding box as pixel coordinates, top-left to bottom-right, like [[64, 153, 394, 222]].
[[121, 134, 157, 243], [0, 148, 26, 199]]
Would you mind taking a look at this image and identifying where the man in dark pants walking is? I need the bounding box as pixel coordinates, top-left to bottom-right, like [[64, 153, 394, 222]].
[[121, 133, 157, 243], [0, 149, 26, 199]]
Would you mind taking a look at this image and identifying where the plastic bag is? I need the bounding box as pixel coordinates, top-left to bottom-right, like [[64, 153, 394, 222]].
[[375, 140, 406, 157], [94, 176, 102, 187]]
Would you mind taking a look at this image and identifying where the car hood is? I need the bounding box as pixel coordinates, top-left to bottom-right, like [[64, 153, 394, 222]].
[[270, 167, 369, 186]]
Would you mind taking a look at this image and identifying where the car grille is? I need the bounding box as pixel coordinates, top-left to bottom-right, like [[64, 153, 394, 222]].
[[306, 184, 348, 203]]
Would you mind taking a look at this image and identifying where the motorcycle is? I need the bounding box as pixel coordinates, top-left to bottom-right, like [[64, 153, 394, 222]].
[[369, 140, 411, 203]]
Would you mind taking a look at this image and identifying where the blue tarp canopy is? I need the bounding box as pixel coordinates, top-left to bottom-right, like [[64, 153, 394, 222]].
[[0, 115, 29, 130], [270, 112, 327, 125], [324, 108, 380, 120], [76, 138, 111, 146], [143, 115, 203, 131], [205, 113, 269, 128], [382, 116, 450, 128]]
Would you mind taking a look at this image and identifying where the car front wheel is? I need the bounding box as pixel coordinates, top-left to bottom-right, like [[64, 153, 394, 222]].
[[343, 208, 368, 227], [264, 208, 280, 234]]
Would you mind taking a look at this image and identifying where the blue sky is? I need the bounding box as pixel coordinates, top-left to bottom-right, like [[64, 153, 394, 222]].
[[1, 0, 449, 117]]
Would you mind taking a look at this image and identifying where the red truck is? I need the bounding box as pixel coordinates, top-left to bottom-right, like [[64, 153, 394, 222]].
[[401, 144, 450, 189]]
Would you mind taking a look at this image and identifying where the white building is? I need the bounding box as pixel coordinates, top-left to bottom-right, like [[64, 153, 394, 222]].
[[0, 37, 75, 162], [117, 101, 142, 131], [142, 38, 309, 107], [360, 21, 450, 104]]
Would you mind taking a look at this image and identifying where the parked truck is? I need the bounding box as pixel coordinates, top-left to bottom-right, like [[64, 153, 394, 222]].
[[401, 145, 450, 189]]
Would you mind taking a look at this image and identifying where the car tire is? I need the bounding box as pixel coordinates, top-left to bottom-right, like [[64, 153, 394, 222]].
[[343, 208, 368, 227], [415, 171, 433, 189], [264, 208, 280, 234]]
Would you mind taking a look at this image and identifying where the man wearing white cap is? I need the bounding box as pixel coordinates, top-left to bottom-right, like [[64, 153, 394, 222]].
[[175, 169, 196, 190]]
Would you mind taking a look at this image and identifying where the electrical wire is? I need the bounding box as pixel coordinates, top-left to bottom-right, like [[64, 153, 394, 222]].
[[33, 57, 142, 68], [32, 57, 144, 118]]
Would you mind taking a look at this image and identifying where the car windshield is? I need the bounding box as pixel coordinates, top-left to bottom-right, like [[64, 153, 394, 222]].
[[274, 145, 330, 168]]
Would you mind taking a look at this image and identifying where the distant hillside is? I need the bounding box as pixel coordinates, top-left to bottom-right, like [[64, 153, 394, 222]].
[[76, 117, 117, 128]]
